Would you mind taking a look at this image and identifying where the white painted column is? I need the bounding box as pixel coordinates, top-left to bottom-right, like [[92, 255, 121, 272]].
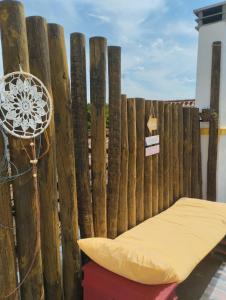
[[196, 21, 226, 202]]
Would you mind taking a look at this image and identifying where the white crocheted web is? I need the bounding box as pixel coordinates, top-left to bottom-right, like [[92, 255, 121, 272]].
[[0, 71, 52, 139]]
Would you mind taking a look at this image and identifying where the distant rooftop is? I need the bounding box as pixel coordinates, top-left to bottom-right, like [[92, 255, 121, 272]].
[[194, 1, 226, 16], [194, 1, 226, 29]]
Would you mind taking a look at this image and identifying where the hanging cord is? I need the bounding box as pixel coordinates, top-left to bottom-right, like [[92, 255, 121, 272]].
[[1, 133, 49, 299], [0, 127, 42, 184]]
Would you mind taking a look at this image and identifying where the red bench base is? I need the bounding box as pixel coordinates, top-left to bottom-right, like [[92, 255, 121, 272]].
[[83, 261, 178, 300]]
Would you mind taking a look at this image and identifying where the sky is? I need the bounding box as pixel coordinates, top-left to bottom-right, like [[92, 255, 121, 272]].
[[17, 0, 222, 100]]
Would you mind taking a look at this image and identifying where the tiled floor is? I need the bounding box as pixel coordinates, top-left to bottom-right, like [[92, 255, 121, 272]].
[[177, 256, 223, 300]]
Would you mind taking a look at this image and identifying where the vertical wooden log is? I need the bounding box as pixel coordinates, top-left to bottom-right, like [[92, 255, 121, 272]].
[[183, 107, 192, 197], [152, 101, 159, 215], [90, 37, 107, 237], [135, 98, 145, 224], [0, 165, 17, 300], [163, 103, 170, 209], [198, 116, 203, 199], [144, 100, 152, 219], [48, 24, 81, 300], [178, 104, 184, 198], [127, 99, 136, 228], [172, 104, 180, 201], [0, 1, 44, 299], [107, 46, 121, 239], [191, 107, 200, 199], [168, 104, 174, 205], [71, 33, 94, 238], [117, 95, 128, 235], [26, 16, 62, 299], [207, 41, 221, 201], [0, 136, 17, 300], [158, 101, 164, 212]]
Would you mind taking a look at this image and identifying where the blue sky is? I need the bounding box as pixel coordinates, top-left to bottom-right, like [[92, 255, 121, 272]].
[[20, 0, 219, 100]]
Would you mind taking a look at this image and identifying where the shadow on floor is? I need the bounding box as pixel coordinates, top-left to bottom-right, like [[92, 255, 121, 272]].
[[176, 255, 222, 300]]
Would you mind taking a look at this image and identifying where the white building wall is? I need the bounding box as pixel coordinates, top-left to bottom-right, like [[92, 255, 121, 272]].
[[196, 21, 226, 202]]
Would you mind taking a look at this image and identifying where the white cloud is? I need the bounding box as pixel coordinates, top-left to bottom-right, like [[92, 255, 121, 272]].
[[88, 13, 111, 23], [19, 0, 198, 100], [165, 21, 198, 37]]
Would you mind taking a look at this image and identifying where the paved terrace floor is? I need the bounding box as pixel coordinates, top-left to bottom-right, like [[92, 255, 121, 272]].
[[177, 255, 223, 300]]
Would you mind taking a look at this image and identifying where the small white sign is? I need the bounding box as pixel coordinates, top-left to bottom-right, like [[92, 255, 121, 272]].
[[145, 135, 159, 147], [145, 144, 160, 157]]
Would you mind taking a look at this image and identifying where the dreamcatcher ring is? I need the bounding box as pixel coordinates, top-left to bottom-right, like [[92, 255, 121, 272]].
[[0, 71, 52, 139]]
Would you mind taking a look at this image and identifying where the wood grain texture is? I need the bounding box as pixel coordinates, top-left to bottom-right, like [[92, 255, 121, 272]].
[[90, 37, 107, 237], [172, 104, 180, 202], [198, 113, 203, 199], [168, 104, 173, 205], [26, 16, 62, 299], [163, 103, 170, 209], [0, 133, 17, 300], [144, 100, 152, 219], [107, 46, 121, 239], [178, 104, 184, 198], [135, 98, 145, 224], [0, 4, 18, 297], [0, 2, 44, 298], [127, 99, 136, 228], [117, 95, 128, 235], [158, 101, 164, 212], [183, 107, 192, 197], [207, 41, 221, 201], [48, 24, 81, 300], [191, 108, 201, 199], [71, 32, 94, 238], [152, 101, 159, 215]]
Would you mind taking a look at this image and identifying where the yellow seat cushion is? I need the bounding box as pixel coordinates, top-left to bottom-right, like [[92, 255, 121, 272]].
[[78, 198, 226, 285]]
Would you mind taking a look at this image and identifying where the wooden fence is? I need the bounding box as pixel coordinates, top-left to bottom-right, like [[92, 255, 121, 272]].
[[0, 1, 202, 299]]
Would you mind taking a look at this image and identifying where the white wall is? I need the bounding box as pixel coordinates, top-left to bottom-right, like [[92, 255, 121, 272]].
[[196, 21, 226, 202]]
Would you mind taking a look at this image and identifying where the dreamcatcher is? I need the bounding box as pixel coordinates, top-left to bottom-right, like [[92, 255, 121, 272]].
[[0, 69, 52, 298]]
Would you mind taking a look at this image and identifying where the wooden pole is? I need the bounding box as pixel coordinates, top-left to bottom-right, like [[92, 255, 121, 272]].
[[168, 104, 173, 205], [70, 32, 94, 238], [0, 166, 18, 300], [172, 104, 180, 201], [117, 95, 128, 235], [152, 101, 159, 215], [144, 100, 152, 219], [26, 16, 62, 299], [163, 103, 170, 209], [158, 101, 164, 211], [48, 24, 81, 300], [135, 98, 145, 224], [198, 114, 203, 199], [207, 41, 221, 201], [107, 46, 121, 239], [127, 99, 136, 228], [178, 104, 184, 198], [0, 1, 44, 298], [183, 107, 192, 197], [90, 37, 107, 237], [191, 108, 201, 199]]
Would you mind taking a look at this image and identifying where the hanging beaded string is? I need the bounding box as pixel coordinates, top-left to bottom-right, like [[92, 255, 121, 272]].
[[0, 126, 42, 184], [0, 64, 52, 299], [0, 132, 50, 299]]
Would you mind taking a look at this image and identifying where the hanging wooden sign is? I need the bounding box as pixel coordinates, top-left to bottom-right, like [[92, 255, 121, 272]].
[[147, 116, 157, 132], [145, 135, 159, 147], [145, 144, 160, 157]]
